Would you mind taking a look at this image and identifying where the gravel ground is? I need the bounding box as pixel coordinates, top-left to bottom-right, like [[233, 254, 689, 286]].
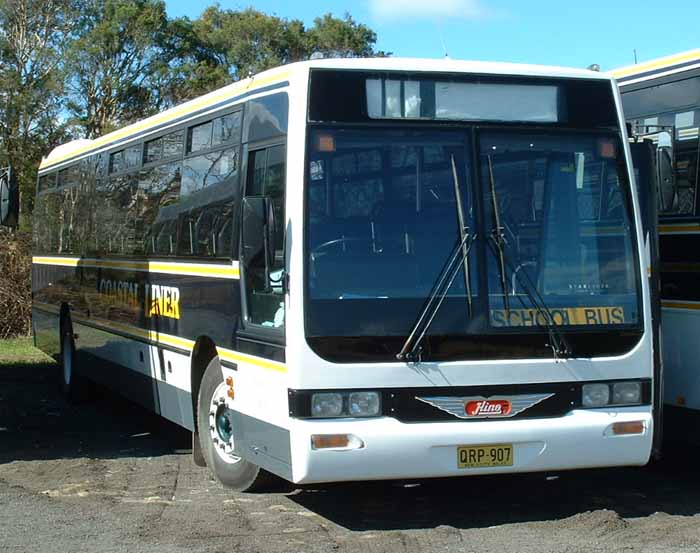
[[1, 353, 700, 553]]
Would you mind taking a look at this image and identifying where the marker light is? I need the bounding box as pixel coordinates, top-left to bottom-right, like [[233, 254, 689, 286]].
[[311, 393, 343, 417], [316, 133, 336, 152], [582, 383, 610, 408]]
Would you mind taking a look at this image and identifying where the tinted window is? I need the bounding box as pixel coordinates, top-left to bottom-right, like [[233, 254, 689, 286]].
[[146, 130, 184, 163], [144, 137, 163, 164], [32, 192, 49, 252], [244, 94, 289, 143], [188, 121, 213, 153], [244, 144, 286, 327], [180, 202, 235, 257], [45, 191, 63, 253], [213, 112, 242, 146], [38, 173, 55, 192], [163, 130, 184, 158], [622, 77, 700, 118], [109, 151, 125, 174], [182, 147, 238, 195], [57, 164, 80, 188], [97, 175, 136, 254], [125, 145, 141, 169], [140, 162, 182, 255]]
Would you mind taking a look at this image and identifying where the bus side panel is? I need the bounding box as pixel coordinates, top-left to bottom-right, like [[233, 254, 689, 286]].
[[32, 261, 72, 360], [662, 307, 700, 411], [32, 307, 60, 361], [73, 320, 195, 430], [231, 410, 292, 481]]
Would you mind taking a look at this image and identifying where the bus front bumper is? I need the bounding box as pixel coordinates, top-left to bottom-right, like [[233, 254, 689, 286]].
[[289, 406, 653, 484]]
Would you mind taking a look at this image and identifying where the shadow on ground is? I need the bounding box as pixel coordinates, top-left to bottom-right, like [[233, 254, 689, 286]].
[[3, 356, 700, 533], [0, 359, 190, 463], [287, 438, 700, 531]]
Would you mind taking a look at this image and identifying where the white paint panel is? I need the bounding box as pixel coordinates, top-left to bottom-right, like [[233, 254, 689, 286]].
[[289, 406, 653, 484]]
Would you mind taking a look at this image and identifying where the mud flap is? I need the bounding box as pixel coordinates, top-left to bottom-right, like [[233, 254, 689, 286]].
[[192, 431, 206, 467]]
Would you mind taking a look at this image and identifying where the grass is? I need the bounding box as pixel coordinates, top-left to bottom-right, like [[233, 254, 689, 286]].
[[0, 337, 54, 365]]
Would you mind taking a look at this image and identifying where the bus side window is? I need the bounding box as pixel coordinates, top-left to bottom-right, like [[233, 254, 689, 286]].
[[671, 151, 699, 216], [243, 144, 286, 328]]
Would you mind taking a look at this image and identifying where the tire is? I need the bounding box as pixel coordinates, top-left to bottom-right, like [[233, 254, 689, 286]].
[[59, 316, 87, 403], [196, 356, 276, 492]]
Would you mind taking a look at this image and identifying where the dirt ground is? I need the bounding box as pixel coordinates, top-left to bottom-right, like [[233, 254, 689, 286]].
[[1, 351, 700, 553]]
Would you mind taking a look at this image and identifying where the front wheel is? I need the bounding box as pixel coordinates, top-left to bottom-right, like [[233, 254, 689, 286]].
[[196, 357, 276, 492]]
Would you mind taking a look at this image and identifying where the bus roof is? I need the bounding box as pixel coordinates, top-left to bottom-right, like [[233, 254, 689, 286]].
[[608, 49, 700, 86], [40, 57, 610, 172]]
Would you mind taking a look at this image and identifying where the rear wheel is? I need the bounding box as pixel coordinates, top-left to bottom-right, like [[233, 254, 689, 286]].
[[196, 357, 276, 492], [60, 317, 87, 402]]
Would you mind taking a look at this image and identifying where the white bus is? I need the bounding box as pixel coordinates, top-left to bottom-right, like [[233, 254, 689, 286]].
[[24, 58, 658, 491], [611, 49, 700, 429]]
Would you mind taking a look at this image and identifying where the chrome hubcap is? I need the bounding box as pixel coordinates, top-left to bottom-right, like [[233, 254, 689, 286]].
[[208, 383, 240, 464]]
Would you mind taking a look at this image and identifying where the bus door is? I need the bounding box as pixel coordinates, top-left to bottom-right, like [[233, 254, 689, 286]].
[[630, 139, 663, 459]]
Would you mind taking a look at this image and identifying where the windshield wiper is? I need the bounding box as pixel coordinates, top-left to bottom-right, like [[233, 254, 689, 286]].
[[396, 229, 476, 362], [396, 153, 476, 363], [451, 154, 473, 317], [486, 155, 572, 360], [487, 155, 510, 313]]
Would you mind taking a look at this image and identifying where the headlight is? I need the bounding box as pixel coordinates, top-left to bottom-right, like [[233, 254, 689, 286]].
[[309, 391, 382, 418], [582, 383, 610, 408], [612, 381, 641, 404], [349, 391, 381, 417], [311, 393, 343, 417]]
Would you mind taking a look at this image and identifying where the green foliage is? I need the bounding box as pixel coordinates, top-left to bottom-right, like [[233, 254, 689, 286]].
[[172, 7, 387, 97], [0, 2, 383, 337], [0, 0, 75, 213], [0, 336, 51, 364], [64, 0, 173, 138], [0, 0, 383, 226], [0, 226, 32, 339]]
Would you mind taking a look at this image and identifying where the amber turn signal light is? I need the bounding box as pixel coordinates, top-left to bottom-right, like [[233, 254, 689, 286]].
[[611, 421, 645, 435]]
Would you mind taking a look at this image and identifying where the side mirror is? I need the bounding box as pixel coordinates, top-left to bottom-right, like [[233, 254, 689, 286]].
[[241, 196, 276, 287], [0, 167, 19, 227], [656, 132, 675, 212]]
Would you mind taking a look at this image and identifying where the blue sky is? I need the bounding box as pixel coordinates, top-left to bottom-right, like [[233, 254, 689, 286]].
[[165, 0, 699, 71]]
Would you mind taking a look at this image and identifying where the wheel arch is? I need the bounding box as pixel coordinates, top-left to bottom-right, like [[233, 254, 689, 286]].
[[190, 335, 219, 432]]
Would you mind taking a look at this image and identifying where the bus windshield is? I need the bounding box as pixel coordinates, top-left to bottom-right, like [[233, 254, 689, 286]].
[[305, 127, 641, 348]]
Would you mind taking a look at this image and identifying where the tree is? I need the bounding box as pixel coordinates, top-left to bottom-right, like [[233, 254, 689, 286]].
[[65, 0, 173, 138], [307, 13, 380, 59], [167, 7, 387, 103], [0, 0, 74, 215]]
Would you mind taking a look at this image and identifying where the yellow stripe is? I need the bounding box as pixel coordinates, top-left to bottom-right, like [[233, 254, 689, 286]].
[[70, 315, 287, 373], [217, 348, 287, 373], [610, 50, 700, 79], [662, 300, 700, 311], [39, 69, 292, 171], [32, 256, 80, 267], [32, 256, 240, 279], [659, 224, 700, 234]]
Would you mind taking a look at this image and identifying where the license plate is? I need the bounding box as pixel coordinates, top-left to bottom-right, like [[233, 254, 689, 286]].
[[457, 444, 514, 468]]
